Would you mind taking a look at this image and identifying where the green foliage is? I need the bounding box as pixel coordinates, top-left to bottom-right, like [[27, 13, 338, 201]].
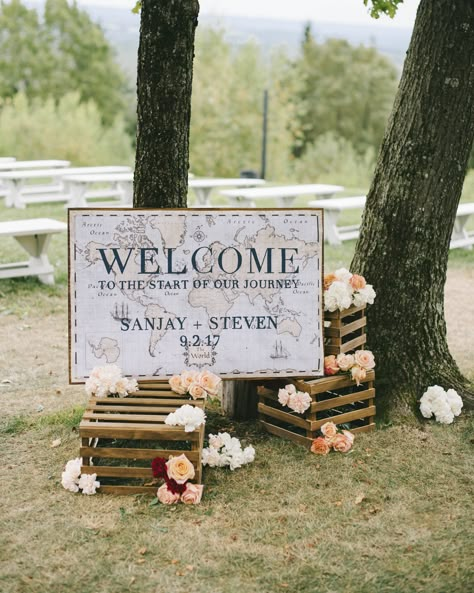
[[0, 92, 133, 165], [290, 131, 376, 187], [289, 28, 398, 159], [364, 0, 406, 18], [0, 0, 128, 124]]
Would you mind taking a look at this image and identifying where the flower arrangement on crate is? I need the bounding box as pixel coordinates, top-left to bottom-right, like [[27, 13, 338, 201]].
[[202, 432, 255, 470], [152, 454, 203, 505], [311, 422, 355, 455], [169, 369, 222, 401], [277, 383, 312, 414], [85, 365, 138, 398], [61, 458, 100, 495], [165, 404, 206, 432], [324, 268, 375, 312], [419, 385, 463, 424], [324, 350, 375, 386]]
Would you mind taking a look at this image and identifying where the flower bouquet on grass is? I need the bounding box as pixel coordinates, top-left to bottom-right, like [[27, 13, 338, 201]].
[[311, 422, 355, 455], [151, 454, 203, 505], [202, 432, 255, 470]]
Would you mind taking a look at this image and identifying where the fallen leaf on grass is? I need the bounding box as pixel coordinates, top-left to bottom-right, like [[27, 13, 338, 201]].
[[334, 500, 343, 507], [354, 494, 366, 505], [137, 547, 147, 555], [185, 565, 194, 572], [36, 405, 44, 413], [55, 389, 62, 395], [279, 584, 289, 588], [369, 507, 380, 514], [136, 559, 146, 565], [1, 379, 12, 384], [50, 438, 62, 448], [171, 559, 179, 565]]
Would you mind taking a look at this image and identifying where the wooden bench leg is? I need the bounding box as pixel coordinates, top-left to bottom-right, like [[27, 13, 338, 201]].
[[15, 234, 55, 285]]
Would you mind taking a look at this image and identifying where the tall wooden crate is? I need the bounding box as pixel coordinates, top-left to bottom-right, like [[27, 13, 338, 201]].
[[79, 381, 204, 495], [324, 304, 367, 355]]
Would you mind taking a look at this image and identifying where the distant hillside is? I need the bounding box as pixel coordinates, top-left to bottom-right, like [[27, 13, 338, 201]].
[[26, 2, 412, 79]]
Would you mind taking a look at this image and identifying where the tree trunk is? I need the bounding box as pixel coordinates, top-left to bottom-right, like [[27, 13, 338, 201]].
[[351, 0, 474, 419], [134, 0, 199, 208]]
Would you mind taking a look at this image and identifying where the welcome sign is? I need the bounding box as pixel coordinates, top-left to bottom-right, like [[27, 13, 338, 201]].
[[69, 208, 324, 382]]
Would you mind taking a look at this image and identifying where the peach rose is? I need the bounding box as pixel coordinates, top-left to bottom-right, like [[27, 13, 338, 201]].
[[351, 365, 367, 386], [278, 388, 290, 406], [336, 353, 355, 372], [349, 274, 366, 291], [342, 430, 355, 445], [197, 370, 221, 396], [330, 433, 353, 453], [157, 483, 180, 504], [320, 421, 338, 438], [354, 350, 375, 370], [166, 454, 195, 484], [188, 382, 207, 399], [284, 383, 297, 395], [181, 483, 204, 505], [169, 375, 187, 395], [181, 370, 198, 389], [324, 273, 337, 291], [324, 355, 340, 376], [311, 437, 330, 455]]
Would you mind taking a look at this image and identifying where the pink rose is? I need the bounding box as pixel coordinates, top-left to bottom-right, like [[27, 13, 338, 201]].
[[284, 383, 297, 395], [278, 388, 290, 406], [336, 353, 355, 372], [157, 483, 180, 504], [288, 391, 311, 414], [311, 437, 330, 455], [330, 433, 353, 453], [351, 365, 367, 386], [169, 375, 187, 395], [320, 421, 338, 438], [354, 350, 375, 370], [349, 274, 367, 291], [196, 370, 221, 396], [180, 370, 198, 389], [188, 382, 207, 399], [181, 482, 204, 505], [342, 430, 355, 445], [324, 355, 340, 376]]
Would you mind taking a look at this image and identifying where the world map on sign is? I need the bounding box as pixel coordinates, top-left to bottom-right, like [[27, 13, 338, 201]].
[[69, 209, 324, 381]]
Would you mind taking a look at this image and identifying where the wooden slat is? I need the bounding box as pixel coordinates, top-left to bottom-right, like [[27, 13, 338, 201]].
[[82, 465, 153, 478], [97, 485, 157, 495], [129, 390, 178, 397], [324, 304, 365, 320], [79, 425, 201, 440], [294, 370, 375, 395], [260, 420, 312, 448], [89, 397, 203, 407], [82, 412, 169, 422], [310, 405, 375, 430], [258, 402, 311, 429], [351, 423, 375, 434], [85, 404, 189, 414], [325, 316, 366, 338], [325, 334, 367, 355], [79, 446, 200, 461], [312, 388, 375, 412]]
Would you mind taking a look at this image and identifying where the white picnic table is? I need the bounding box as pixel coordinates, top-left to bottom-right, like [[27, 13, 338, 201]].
[[309, 195, 474, 249], [220, 183, 344, 207], [0, 159, 70, 171], [0, 166, 131, 209], [0, 218, 67, 284], [0, 157, 15, 164], [63, 172, 133, 207], [189, 177, 266, 205]]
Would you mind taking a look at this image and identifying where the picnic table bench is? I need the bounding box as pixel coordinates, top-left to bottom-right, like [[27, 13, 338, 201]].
[[189, 178, 266, 205], [0, 166, 131, 208], [63, 172, 133, 207], [309, 196, 474, 249], [0, 159, 70, 171], [220, 183, 344, 207], [0, 218, 67, 284]]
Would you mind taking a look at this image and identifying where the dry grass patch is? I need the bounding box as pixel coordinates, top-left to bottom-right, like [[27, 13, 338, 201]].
[[0, 410, 473, 593]]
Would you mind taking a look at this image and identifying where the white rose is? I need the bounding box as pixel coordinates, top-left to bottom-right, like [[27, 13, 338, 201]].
[[334, 268, 353, 283], [446, 389, 463, 416], [324, 281, 353, 312]]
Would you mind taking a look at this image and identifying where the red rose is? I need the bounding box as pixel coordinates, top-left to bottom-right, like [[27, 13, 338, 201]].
[[151, 457, 167, 479]]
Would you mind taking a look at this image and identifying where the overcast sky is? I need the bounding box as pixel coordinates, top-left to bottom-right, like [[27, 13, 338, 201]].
[[78, 0, 420, 29]]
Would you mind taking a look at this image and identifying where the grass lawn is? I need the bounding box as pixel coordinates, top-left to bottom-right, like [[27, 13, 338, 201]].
[[0, 192, 473, 593]]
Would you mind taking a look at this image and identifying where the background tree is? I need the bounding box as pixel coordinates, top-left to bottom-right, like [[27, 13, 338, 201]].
[[352, 0, 474, 417], [133, 0, 199, 208]]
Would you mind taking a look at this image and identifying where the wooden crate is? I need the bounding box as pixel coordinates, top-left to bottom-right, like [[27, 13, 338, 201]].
[[324, 304, 367, 355], [258, 370, 375, 449], [79, 381, 204, 495]]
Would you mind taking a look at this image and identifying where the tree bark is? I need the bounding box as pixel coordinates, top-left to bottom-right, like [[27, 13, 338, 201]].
[[134, 0, 199, 208], [351, 0, 474, 419]]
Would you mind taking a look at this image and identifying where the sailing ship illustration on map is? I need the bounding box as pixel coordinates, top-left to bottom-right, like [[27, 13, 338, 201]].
[[270, 340, 289, 359]]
